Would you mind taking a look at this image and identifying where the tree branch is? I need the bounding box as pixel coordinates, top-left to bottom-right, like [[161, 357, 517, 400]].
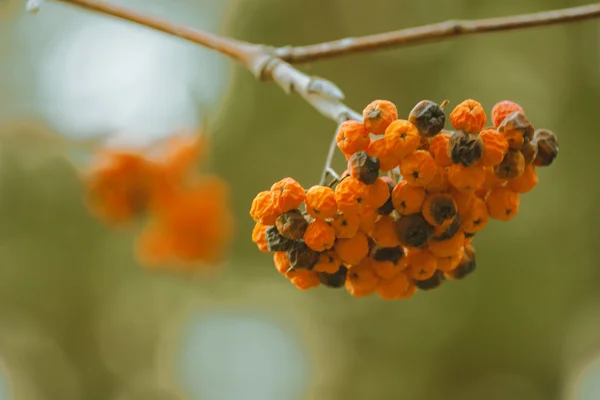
[[274, 3, 600, 63]]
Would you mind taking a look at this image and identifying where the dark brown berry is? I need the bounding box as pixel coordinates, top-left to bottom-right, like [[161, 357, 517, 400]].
[[348, 151, 380, 185], [318, 265, 348, 288], [433, 213, 461, 241], [275, 209, 308, 240], [414, 270, 445, 290], [287, 241, 319, 270], [372, 246, 405, 263], [409, 100, 446, 137], [448, 245, 476, 279], [396, 213, 434, 248], [498, 111, 534, 149], [266, 226, 295, 251], [448, 130, 483, 166], [377, 180, 395, 215], [494, 149, 525, 180], [424, 193, 457, 226], [533, 129, 558, 167], [520, 137, 538, 165]]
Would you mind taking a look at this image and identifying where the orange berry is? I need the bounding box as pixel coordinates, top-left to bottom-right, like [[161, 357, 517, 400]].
[[289, 269, 320, 290], [371, 255, 408, 280], [332, 210, 360, 238], [400, 150, 437, 187], [346, 258, 380, 296], [479, 128, 509, 167], [494, 149, 525, 180], [445, 245, 476, 280], [491, 100, 524, 127], [250, 191, 278, 225], [414, 270, 445, 291], [372, 215, 401, 248], [304, 220, 336, 252], [408, 100, 446, 137], [447, 164, 486, 191], [318, 265, 348, 288], [158, 131, 207, 182], [367, 138, 397, 172], [305, 185, 337, 220], [449, 99, 487, 133], [376, 272, 411, 300], [336, 120, 370, 157], [334, 177, 367, 214], [428, 231, 465, 258], [507, 165, 538, 194], [486, 186, 520, 221], [498, 112, 534, 150], [271, 177, 305, 214], [276, 209, 308, 240], [423, 167, 449, 193], [397, 281, 417, 299], [396, 213, 434, 248], [406, 248, 438, 280], [429, 132, 453, 167], [436, 249, 464, 272], [533, 129, 559, 167], [384, 120, 421, 159], [433, 213, 461, 241], [364, 177, 391, 209], [482, 166, 506, 190], [363, 99, 398, 134], [335, 232, 370, 265], [421, 193, 457, 228], [313, 250, 342, 274], [273, 251, 291, 274], [450, 187, 476, 217], [251, 222, 269, 252], [392, 180, 426, 215], [358, 206, 378, 235], [461, 197, 489, 234]]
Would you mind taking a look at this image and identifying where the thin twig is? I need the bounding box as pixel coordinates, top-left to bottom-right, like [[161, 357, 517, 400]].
[[319, 117, 357, 186], [274, 3, 600, 63]]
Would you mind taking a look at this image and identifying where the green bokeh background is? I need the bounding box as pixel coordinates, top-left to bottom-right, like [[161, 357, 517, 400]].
[[0, 0, 599, 399]]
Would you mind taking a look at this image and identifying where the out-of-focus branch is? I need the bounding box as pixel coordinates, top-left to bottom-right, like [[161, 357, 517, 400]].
[[274, 3, 600, 63]]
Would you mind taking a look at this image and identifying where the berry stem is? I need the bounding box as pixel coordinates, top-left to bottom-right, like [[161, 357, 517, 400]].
[[319, 118, 357, 186], [274, 3, 600, 63]]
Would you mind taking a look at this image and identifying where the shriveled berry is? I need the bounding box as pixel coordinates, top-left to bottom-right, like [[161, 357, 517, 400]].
[[377, 181, 395, 215], [273, 251, 291, 274], [396, 213, 434, 248], [449, 99, 487, 133], [251, 222, 269, 252], [520, 137, 538, 165], [448, 130, 483, 167], [414, 270, 445, 290], [271, 178, 305, 214], [533, 129, 558, 167], [305, 185, 337, 220], [491, 100, 524, 127], [336, 120, 370, 157], [348, 151, 380, 185], [287, 241, 320, 270], [479, 128, 509, 167], [385, 119, 421, 159], [250, 190, 278, 225], [494, 149, 525, 180], [408, 100, 446, 137], [276, 209, 308, 240], [422, 193, 457, 227], [486, 186, 520, 221], [304, 219, 336, 252], [400, 150, 437, 187], [429, 132, 453, 167], [266, 226, 295, 252], [363, 100, 398, 134], [446, 245, 476, 279], [318, 265, 348, 288], [433, 212, 461, 240], [498, 112, 534, 150], [372, 246, 405, 263]]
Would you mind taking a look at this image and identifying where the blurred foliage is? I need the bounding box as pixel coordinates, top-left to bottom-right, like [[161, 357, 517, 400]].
[[0, 0, 599, 399]]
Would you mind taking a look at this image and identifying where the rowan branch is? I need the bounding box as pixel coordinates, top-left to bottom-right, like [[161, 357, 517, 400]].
[[274, 3, 600, 63]]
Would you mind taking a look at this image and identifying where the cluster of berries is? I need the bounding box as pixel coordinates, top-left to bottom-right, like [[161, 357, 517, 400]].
[[85, 132, 234, 270], [250, 98, 558, 299]]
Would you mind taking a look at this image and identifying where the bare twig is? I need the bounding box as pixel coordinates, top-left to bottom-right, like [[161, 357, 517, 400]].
[[274, 3, 600, 63], [319, 118, 355, 186]]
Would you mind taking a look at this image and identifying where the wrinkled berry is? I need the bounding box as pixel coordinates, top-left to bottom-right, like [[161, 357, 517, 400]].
[[318, 265, 348, 288], [287, 241, 320, 270], [276, 209, 308, 240], [494, 149, 525, 180], [348, 151, 380, 185], [408, 100, 446, 137], [533, 129, 558, 167], [266, 226, 295, 251], [448, 131, 483, 166], [433, 213, 461, 241], [396, 213, 434, 248], [414, 270, 445, 290], [372, 245, 405, 263]]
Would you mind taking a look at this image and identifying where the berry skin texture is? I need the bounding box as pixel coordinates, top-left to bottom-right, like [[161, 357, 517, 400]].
[[346, 258, 380, 297], [408, 100, 446, 137], [365, 178, 391, 209], [250, 191, 279, 225], [486, 187, 520, 221], [271, 178, 305, 214], [491, 100, 525, 127], [498, 112, 534, 150], [392, 181, 426, 215], [449, 99, 487, 134], [335, 232, 370, 265], [304, 220, 336, 252], [288, 270, 321, 290], [400, 150, 437, 187], [334, 177, 367, 215], [276, 209, 308, 240], [433, 212, 461, 240], [251, 222, 269, 252], [266, 226, 295, 252], [384, 119, 421, 159], [428, 231, 465, 258], [376, 272, 411, 300], [422, 193, 457, 228], [406, 249, 438, 280], [348, 151, 380, 185], [448, 130, 484, 167], [305, 185, 337, 220], [287, 241, 320, 270], [273, 251, 291, 274], [520, 138, 538, 165], [461, 197, 489, 234], [318, 266, 348, 288], [396, 213, 434, 248], [367, 138, 397, 172], [314, 251, 342, 274], [332, 210, 360, 238], [363, 100, 399, 135], [336, 120, 371, 157], [507, 165, 538, 194], [479, 129, 509, 167], [533, 129, 559, 167], [372, 215, 401, 248], [494, 149, 525, 180], [447, 164, 486, 191], [429, 133, 453, 167]]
